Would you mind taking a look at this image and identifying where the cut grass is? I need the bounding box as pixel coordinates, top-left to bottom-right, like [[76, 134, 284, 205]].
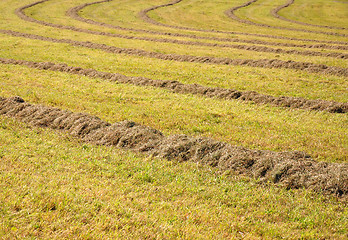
[[0, 34, 347, 103], [278, 0, 348, 29], [79, 0, 347, 47], [233, 0, 348, 34], [0, 0, 347, 238], [145, 0, 348, 41], [0, 117, 347, 239], [0, 63, 347, 163], [2, 0, 347, 68]]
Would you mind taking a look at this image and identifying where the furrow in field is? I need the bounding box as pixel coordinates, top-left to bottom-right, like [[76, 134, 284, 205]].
[[271, 0, 347, 30], [1, 29, 347, 77], [1, 57, 346, 113], [139, 0, 348, 44], [13, 0, 347, 59], [62, 1, 348, 58], [68, 0, 348, 51], [1, 96, 347, 197], [224, 0, 348, 37]]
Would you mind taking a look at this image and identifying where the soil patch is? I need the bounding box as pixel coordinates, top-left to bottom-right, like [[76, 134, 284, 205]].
[[1, 96, 347, 197], [0, 57, 347, 113]]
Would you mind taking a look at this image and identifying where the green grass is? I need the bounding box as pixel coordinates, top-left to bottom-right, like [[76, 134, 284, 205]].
[[0, 117, 347, 239]]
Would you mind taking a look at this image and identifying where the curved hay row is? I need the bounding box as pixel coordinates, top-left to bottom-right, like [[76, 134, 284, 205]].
[[271, 0, 347, 30], [1, 57, 347, 113], [68, 1, 348, 51], [2, 29, 347, 77], [66, 1, 348, 56], [224, 0, 348, 37], [139, 0, 348, 44], [1, 96, 347, 197], [13, 0, 346, 59]]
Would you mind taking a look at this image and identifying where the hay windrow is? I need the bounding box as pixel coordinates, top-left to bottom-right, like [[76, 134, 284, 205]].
[[224, 0, 348, 37], [271, 0, 347, 30], [17, 0, 348, 47], [62, 2, 348, 59], [1, 57, 347, 113], [1, 29, 347, 77], [0, 96, 347, 197], [11, 1, 348, 74], [7, 0, 344, 60], [68, 0, 348, 51], [139, 0, 348, 44]]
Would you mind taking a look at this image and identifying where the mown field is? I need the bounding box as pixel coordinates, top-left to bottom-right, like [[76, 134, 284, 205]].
[[0, 0, 347, 239]]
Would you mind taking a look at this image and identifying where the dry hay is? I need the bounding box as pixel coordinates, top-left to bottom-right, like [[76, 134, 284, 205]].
[[1, 29, 347, 77], [5, 0, 347, 75], [271, 0, 347, 30], [1, 57, 347, 113], [16, 0, 348, 50], [224, 0, 347, 37], [68, 0, 348, 51], [139, 0, 348, 39], [0, 96, 347, 197]]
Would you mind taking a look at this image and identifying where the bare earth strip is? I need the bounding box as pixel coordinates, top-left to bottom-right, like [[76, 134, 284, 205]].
[[224, 0, 348, 37], [1, 57, 347, 113], [0, 96, 347, 197], [2, 29, 347, 77], [68, 1, 348, 51], [138, 0, 348, 44], [12, 0, 347, 59], [271, 0, 347, 30]]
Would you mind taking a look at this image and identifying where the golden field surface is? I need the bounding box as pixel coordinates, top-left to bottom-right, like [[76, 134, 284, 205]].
[[0, 0, 347, 239]]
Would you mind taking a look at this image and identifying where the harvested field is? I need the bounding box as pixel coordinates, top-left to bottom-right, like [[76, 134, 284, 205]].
[[1, 30, 347, 77], [0, 0, 347, 238], [224, 0, 347, 37], [271, 0, 347, 30], [1, 57, 347, 113], [21, 0, 348, 45], [140, 0, 348, 42], [71, 0, 348, 51], [65, 1, 348, 59], [1, 96, 347, 197], [8, 2, 347, 63]]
